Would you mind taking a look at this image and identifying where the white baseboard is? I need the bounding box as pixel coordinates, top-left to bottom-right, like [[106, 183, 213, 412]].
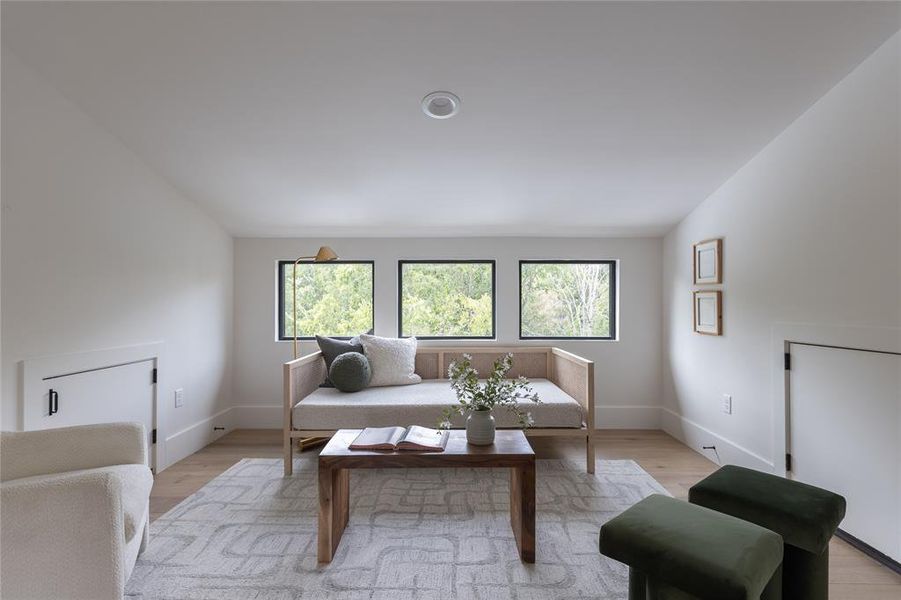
[[595, 405, 660, 429], [660, 407, 774, 473], [160, 407, 233, 471], [165, 405, 770, 473]]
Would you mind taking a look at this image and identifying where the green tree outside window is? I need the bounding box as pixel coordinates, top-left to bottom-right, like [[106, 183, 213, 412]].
[[520, 262, 614, 338], [282, 262, 373, 339], [400, 262, 494, 338]]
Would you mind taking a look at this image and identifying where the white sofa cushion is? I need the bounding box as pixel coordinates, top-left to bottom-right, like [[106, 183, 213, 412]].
[[293, 378, 583, 429], [5, 463, 153, 541], [359, 334, 422, 387]]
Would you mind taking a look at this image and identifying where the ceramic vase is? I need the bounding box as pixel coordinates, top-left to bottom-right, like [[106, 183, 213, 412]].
[[466, 409, 496, 445]]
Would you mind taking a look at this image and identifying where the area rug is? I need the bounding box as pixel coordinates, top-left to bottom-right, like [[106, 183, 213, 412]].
[[126, 458, 668, 599]]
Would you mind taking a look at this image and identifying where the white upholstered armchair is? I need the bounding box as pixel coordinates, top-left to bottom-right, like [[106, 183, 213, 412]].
[[0, 422, 154, 600]]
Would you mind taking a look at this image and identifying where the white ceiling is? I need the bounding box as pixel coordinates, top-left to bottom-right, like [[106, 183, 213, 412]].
[[2, 1, 899, 237]]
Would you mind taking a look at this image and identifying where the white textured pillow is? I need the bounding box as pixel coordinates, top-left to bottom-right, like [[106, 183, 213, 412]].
[[359, 334, 422, 387]]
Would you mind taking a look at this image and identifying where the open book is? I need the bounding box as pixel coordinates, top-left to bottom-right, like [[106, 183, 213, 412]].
[[349, 426, 449, 452]]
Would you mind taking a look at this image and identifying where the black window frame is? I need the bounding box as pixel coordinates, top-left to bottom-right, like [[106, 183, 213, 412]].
[[277, 259, 375, 341], [519, 259, 617, 340], [397, 259, 497, 340]]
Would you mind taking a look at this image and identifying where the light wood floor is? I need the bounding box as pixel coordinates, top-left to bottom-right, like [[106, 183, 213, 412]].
[[151, 429, 900, 599]]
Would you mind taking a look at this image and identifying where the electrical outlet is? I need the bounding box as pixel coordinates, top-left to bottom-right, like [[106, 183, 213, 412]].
[[722, 394, 732, 415], [175, 388, 184, 408]]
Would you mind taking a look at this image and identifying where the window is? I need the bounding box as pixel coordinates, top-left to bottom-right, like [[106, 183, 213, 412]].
[[520, 260, 616, 339], [278, 260, 374, 340], [398, 260, 495, 339]]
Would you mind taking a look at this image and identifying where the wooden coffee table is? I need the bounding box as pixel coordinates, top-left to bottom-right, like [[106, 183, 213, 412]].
[[317, 429, 536, 563]]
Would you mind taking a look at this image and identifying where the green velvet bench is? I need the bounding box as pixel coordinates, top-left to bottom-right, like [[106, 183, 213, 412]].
[[599, 494, 784, 600], [689, 466, 846, 600]]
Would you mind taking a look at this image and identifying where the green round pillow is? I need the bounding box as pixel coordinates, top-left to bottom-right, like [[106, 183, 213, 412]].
[[329, 352, 371, 393]]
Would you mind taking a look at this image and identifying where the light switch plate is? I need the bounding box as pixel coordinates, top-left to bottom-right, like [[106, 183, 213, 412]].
[[722, 394, 732, 415], [175, 388, 184, 408]]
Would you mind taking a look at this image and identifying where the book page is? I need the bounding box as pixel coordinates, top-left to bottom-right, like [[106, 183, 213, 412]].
[[350, 426, 407, 449], [399, 426, 448, 450]]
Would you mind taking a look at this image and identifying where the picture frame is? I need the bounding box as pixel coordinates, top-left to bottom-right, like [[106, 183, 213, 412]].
[[693, 290, 722, 336], [693, 238, 722, 284]]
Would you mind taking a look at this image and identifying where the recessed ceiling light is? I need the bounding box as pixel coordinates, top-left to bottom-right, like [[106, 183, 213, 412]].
[[422, 91, 461, 119]]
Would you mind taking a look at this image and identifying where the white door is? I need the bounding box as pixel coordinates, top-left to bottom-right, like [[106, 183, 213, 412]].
[[41, 360, 156, 469], [788, 343, 900, 561]]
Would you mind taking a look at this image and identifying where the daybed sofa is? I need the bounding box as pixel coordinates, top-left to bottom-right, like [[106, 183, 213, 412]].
[[284, 346, 595, 475]]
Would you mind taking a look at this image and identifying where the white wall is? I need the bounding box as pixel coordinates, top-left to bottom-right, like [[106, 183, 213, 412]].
[[0, 51, 235, 469], [662, 34, 900, 471], [8, 30, 895, 474], [234, 237, 662, 428]]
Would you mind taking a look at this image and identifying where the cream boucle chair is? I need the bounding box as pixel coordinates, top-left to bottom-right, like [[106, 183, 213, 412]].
[[0, 422, 153, 600]]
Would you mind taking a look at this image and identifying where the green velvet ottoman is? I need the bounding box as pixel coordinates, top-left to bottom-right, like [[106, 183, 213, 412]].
[[599, 494, 784, 600], [689, 466, 846, 600]]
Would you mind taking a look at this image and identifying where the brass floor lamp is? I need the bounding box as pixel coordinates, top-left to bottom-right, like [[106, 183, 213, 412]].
[[292, 245, 338, 451]]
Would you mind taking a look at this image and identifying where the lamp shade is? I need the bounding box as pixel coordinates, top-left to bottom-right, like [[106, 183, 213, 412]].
[[314, 246, 338, 262]]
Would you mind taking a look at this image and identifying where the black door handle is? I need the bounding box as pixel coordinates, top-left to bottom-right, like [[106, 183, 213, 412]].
[[48, 389, 59, 416]]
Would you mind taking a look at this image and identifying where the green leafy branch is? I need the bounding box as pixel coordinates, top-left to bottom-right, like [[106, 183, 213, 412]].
[[439, 353, 540, 430]]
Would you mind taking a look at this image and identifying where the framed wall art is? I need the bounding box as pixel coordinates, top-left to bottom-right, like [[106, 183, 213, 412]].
[[693, 238, 722, 284], [693, 290, 722, 336]]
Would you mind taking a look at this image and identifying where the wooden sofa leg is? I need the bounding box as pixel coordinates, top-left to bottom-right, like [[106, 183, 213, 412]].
[[284, 432, 293, 477], [586, 434, 595, 474]]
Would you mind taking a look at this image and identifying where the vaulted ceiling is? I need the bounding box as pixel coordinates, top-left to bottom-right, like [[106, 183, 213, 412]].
[[2, 1, 899, 237]]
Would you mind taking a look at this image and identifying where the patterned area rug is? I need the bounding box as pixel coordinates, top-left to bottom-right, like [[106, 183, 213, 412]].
[[127, 458, 668, 599]]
